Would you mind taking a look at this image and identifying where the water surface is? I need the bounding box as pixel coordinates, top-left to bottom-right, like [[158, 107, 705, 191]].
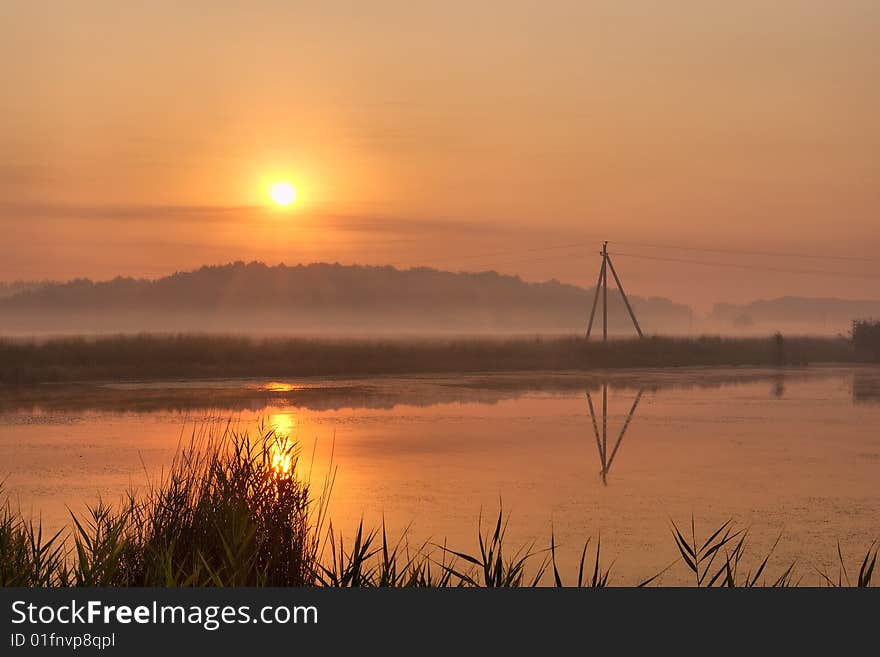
[[2, 366, 879, 584]]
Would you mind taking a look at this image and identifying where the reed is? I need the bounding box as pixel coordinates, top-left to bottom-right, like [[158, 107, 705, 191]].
[[0, 333, 860, 385]]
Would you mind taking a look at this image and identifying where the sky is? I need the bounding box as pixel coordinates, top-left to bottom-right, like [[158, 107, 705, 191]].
[[1, 1, 878, 310]]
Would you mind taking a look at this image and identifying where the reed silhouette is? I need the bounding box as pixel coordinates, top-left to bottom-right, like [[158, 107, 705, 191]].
[[0, 333, 861, 385]]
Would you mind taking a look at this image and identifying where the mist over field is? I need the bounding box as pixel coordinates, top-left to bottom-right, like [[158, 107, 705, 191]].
[[0, 261, 691, 335], [1, 261, 877, 337]]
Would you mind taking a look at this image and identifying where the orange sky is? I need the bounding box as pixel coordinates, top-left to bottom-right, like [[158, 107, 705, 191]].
[[1, 1, 878, 310]]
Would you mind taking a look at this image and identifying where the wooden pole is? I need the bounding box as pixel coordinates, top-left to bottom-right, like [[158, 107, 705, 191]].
[[606, 254, 644, 338], [602, 241, 608, 342], [601, 382, 608, 482], [585, 391, 604, 468], [585, 258, 606, 339], [605, 388, 643, 471]]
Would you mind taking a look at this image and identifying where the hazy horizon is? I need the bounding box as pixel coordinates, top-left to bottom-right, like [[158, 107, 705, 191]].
[[2, 259, 878, 338], [2, 257, 880, 316]]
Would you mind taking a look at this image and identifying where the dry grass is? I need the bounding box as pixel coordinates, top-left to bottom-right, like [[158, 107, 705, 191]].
[[0, 333, 860, 384]]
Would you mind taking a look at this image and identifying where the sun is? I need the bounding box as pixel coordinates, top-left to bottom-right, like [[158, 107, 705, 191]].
[[270, 182, 297, 206]]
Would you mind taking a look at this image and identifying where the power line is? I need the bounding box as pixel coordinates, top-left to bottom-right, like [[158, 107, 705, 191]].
[[437, 236, 880, 267], [615, 239, 880, 263], [435, 241, 595, 262], [414, 236, 880, 272], [418, 236, 880, 278], [610, 251, 880, 280], [4, 236, 877, 285], [422, 243, 880, 278], [447, 251, 591, 270]]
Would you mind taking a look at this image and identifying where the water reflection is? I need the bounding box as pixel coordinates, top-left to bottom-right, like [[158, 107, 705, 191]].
[[852, 370, 880, 405], [270, 437, 295, 478], [772, 375, 786, 399], [4, 365, 880, 586], [0, 368, 860, 417], [269, 412, 298, 438], [264, 382, 303, 393], [586, 385, 645, 485]]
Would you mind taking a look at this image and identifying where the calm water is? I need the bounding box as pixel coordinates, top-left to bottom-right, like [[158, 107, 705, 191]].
[[2, 366, 879, 584]]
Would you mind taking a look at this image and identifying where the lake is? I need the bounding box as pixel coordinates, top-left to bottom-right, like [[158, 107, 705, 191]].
[[2, 365, 879, 585]]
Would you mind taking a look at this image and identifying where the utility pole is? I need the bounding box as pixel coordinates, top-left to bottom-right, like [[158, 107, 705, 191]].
[[586, 241, 644, 340], [602, 241, 608, 342], [586, 386, 645, 485], [585, 251, 605, 340], [606, 255, 643, 338]]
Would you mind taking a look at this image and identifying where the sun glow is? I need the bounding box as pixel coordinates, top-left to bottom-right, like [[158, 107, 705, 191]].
[[264, 381, 302, 393], [268, 413, 298, 477], [269, 182, 297, 206], [271, 447, 294, 477]]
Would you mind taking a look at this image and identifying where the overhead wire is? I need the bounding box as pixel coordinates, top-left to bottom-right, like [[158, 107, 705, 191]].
[[411, 242, 880, 281], [609, 251, 880, 280], [614, 239, 880, 263], [405, 236, 880, 273]]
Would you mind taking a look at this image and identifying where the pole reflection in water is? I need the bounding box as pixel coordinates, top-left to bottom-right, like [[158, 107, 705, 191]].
[[586, 384, 645, 485]]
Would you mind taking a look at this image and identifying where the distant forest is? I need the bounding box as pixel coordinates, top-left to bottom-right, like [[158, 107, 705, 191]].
[[711, 297, 880, 333], [0, 262, 692, 335], [0, 280, 50, 298]]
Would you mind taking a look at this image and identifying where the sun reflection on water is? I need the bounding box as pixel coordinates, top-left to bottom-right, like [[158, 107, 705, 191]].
[[271, 447, 294, 477], [264, 382, 302, 393], [268, 412, 298, 478]]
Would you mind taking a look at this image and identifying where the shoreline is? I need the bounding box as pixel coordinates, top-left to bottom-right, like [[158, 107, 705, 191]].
[[0, 333, 866, 385]]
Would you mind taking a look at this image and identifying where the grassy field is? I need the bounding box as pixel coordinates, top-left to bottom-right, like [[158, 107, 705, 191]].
[[0, 333, 864, 384], [1, 424, 876, 588]]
